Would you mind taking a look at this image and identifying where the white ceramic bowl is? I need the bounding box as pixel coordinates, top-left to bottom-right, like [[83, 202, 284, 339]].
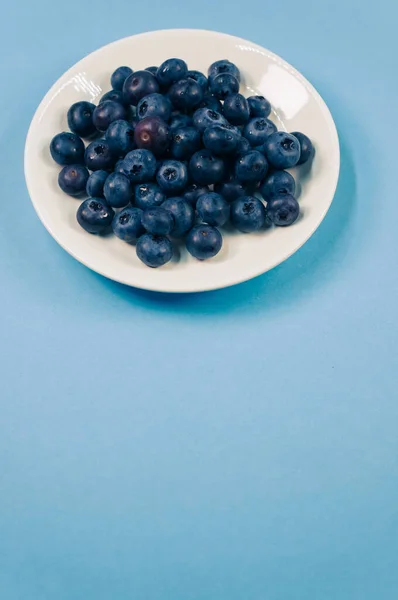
[[25, 29, 340, 293]]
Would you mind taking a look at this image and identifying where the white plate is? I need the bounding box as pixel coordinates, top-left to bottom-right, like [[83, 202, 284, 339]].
[[25, 29, 340, 293]]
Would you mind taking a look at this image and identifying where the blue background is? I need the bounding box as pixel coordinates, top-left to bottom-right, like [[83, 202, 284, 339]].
[[1, 1, 398, 598]]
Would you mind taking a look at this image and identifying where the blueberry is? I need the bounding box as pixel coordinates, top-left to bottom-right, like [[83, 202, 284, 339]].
[[123, 70, 160, 106], [263, 132, 301, 169], [156, 58, 188, 87], [156, 160, 188, 194], [93, 100, 128, 132], [105, 119, 135, 157], [142, 207, 174, 235], [50, 132, 85, 166], [223, 93, 250, 126], [134, 182, 165, 209], [266, 194, 299, 226], [230, 196, 267, 232], [119, 149, 157, 183], [235, 137, 251, 156], [86, 170, 108, 198], [203, 124, 241, 155], [192, 108, 228, 133], [210, 73, 239, 100], [247, 95, 271, 118], [208, 60, 241, 83], [198, 94, 222, 112], [112, 207, 144, 242], [183, 183, 209, 207], [189, 149, 225, 185], [169, 112, 193, 131], [99, 90, 129, 107], [235, 150, 268, 182], [111, 66, 133, 91], [58, 164, 89, 196], [243, 117, 277, 147], [145, 66, 158, 75], [168, 78, 204, 111], [196, 192, 230, 227], [104, 172, 132, 208], [137, 93, 172, 121], [162, 197, 194, 237], [134, 117, 170, 156], [186, 70, 208, 92], [186, 225, 223, 260], [67, 101, 97, 138], [170, 126, 201, 160], [260, 171, 296, 201], [84, 139, 115, 171], [136, 234, 173, 268], [291, 132, 314, 165], [214, 178, 248, 202], [77, 198, 115, 234]]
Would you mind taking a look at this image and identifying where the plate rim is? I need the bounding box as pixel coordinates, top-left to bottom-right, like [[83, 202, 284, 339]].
[[24, 28, 340, 293]]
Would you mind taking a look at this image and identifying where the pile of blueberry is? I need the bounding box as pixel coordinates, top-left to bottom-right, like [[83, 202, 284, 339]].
[[50, 58, 314, 267]]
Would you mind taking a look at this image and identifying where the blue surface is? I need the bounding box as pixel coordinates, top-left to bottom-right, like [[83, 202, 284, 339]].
[[1, 2, 398, 598]]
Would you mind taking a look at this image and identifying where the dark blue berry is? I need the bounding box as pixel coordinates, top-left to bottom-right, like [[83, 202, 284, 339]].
[[50, 132, 85, 166], [136, 234, 173, 267], [84, 139, 115, 171], [93, 100, 128, 132], [235, 150, 268, 182], [58, 164, 89, 196], [169, 113, 193, 131], [170, 126, 201, 160], [156, 58, 188, 87], [214, 178, 248, 202], [183, 183, 209, 207], [230, 196, 266, 232], [162, 197, 194, 237], [142, 207, 174, 235], [243, 117, 277, 146], [86, 170, 108, 198], [203, 125, 241, 155], [134, 117, 170, 156], [67, 101, 97, 138], [192, 108, 228, 133], [123, 71, 160, 106], [208, 60, 241, 83], [260, 171, 296, 201], [137, 93, 172, 121], [196, 192, 230, 227], [247, 96, 271, 118], [104, 172, 132, 208], [112, 207, 144, 242], [210, 73, 239, 100], [263, 132, 301, 169], [186, 70, 208, 92], [77, 198, 115, 234], [111, 66, 133, 91], [119, 149, 157, 183], [198, 94, 222, 112], [168, 78, 204, 111], [156, 160, 188, 194], [291, 132, 314, 165], [266, 194, 299, 226], [186, 225, 222, 260], [189, 149, 225, 185], [134, 183, 165, 209], [235, 137, 251, 156], [223, 93, 250, 125], [99, 89, 128, 107], [145, 66, 158, 75], [105, 119, 135, 157]]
